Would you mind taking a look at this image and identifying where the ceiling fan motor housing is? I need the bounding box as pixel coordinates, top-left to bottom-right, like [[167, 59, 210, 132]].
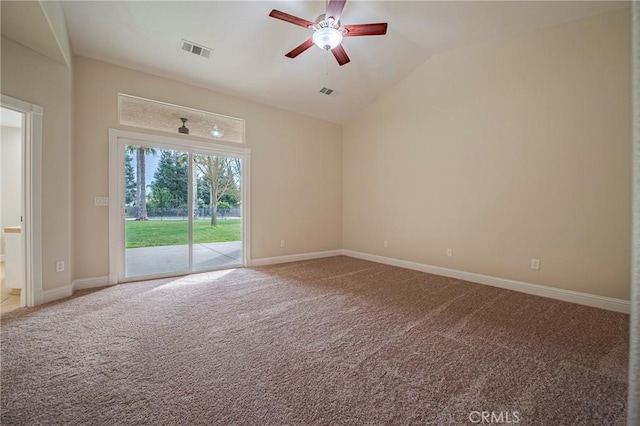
[[314, 14, 341, 29]]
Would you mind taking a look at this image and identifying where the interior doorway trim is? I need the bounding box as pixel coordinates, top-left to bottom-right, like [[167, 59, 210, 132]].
[[1, 94, 43, 307], [108, 128, 251, 284]]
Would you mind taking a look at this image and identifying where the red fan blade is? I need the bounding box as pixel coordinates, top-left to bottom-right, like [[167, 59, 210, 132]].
[[326, 0, 347, 22], [331, 45, 350, 66], [269, 9, 314, 29], [285, 38, 315, 58], [343, 23, 388, 37]]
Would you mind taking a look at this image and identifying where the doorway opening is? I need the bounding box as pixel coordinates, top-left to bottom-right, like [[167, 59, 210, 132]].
[[1, 107, 25, 313], [0, 95, 43, 309]]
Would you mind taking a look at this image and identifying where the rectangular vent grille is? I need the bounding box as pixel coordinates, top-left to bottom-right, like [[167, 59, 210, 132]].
[[180, 39, 212, 59], [319, 87, 334, 95]]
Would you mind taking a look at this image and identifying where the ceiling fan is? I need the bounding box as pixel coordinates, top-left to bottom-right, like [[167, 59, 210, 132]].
[[269, 0, 388, 66]]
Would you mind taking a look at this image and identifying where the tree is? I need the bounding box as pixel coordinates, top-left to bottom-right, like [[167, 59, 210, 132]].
[[217, 201, 231, 219], [205, 155, 223, 226], [218, 160, 241, 207], [193, 155, 242, 226], [219, 192, 239, 208], [149, 184, 173, 220], [192, 157, 200, 220], [153, 150, 188, 206], [125, 152, 136, 206], [126, 145, 156, 220], [194, 155, 223, 226], [196, 174, 211, 218]]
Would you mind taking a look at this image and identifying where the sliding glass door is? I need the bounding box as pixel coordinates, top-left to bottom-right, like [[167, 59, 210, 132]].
[[117, 137, 245, 281]]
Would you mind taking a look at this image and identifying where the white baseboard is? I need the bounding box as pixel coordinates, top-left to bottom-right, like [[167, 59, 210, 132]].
[[41, 285, 73, 304], [108, 272, 118, 286], [33, 277, 110, 306], [73, 276, 110, 290], [33, 289, 43, 306], [342, 250, 630, 314], [32, 252, 630, 314], [251, 250, 343, 267]]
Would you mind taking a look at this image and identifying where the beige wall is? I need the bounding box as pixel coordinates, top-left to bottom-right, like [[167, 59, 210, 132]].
[[1, 36, 73, 292], [73, 56, 343, 280], [0, 124, 2, 256], [343, 8, 632, 300]]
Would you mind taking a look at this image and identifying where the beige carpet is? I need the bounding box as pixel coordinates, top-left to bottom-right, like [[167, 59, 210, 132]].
[[0, 256, 629, 424]]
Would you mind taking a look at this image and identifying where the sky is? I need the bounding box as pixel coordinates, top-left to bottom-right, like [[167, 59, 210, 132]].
[[128, 151, 160, 195]]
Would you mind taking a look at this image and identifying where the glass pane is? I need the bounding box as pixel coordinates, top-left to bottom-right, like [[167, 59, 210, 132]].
[[124, 146, 190, 277], [192, 153, 243, 271]]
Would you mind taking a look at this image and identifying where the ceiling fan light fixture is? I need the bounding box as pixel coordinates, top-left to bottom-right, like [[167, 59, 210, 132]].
[[312, 27, 343, 51], [210, 125, 224, 138]]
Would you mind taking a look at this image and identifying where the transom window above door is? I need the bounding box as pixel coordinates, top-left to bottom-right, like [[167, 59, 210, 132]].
[[118, 94, 245, 144]]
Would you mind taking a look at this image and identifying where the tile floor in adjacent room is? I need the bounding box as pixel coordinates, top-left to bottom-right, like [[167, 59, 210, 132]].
[[0, 294, 21, 315], [0, 262, 22, 316]]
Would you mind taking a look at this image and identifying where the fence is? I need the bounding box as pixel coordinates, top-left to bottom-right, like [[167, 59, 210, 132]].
[[126, 206, 241, 219]]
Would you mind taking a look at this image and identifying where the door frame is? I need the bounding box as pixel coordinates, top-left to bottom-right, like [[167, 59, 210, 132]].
[[108, 128, 251, 284], [1, 94, 43, 307]]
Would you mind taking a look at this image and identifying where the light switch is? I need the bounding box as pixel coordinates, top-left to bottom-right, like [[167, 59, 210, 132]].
[[94, 197, 109, 206]]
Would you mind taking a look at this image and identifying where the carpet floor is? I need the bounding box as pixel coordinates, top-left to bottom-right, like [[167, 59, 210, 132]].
[[0, 256, 629, 425]]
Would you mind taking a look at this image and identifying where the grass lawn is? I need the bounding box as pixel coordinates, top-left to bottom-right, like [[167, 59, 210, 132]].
[[125, 219, 241, 248]]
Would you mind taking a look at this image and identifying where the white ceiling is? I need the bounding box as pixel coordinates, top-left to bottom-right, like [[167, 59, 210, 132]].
[[59, 1, 629, 124]]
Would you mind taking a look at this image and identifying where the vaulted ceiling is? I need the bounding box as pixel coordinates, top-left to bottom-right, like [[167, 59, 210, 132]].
[[37, 1, 630, 123]]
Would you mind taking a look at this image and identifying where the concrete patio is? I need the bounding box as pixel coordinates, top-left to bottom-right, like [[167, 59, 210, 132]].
[[126, 241, 242, 278]]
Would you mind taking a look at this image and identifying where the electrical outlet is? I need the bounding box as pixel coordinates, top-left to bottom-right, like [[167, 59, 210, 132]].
[[383, 240, 389, 248], [280, 240, 285, 248], [446, 248, 453, 257], [531, 259, 540, 270], [56, 261, 64, 272]]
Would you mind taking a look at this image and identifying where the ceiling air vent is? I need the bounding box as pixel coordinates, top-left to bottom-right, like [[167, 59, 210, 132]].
[[319, 87, 334, 95], [180, 39, 212, 59]]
